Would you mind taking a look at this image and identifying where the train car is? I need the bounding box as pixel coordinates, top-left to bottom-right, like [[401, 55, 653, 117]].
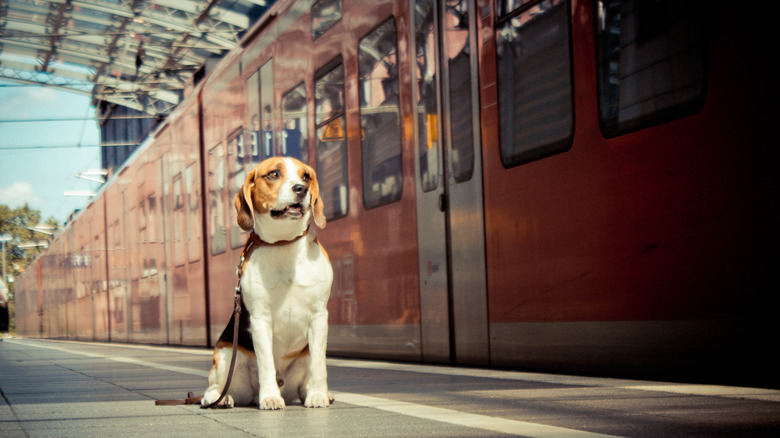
[[13, 0, 776, 387], [478, 0, 776, 383], [212, 0, 424, 360], [99, 85, 209, 345]]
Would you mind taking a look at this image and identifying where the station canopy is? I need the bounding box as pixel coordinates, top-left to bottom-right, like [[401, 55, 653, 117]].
[[0, 0, 275, 116]]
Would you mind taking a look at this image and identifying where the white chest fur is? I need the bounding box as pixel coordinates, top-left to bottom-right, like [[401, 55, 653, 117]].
[[240, 234, 333, 350]]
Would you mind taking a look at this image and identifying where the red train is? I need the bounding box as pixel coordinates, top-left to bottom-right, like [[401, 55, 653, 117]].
[[14, 0, 776, 387]]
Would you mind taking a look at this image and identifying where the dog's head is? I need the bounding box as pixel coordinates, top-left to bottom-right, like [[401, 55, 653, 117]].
[[236, 157, 326, 242]]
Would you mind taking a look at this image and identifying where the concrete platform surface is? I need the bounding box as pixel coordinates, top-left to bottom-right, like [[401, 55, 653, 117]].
[[1, 337, 779, 437]]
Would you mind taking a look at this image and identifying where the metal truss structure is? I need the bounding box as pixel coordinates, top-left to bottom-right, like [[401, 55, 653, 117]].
[[1, 0, 273, 116]]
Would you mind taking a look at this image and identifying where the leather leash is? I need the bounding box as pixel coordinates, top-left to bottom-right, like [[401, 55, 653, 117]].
[[155, 228, 308, 408]]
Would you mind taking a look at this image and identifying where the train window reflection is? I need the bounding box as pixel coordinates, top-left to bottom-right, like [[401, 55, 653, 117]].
[[139, 199, 147, 244], [311, 0, 342, 40], [498, 0, 536, 16], [358, 17, 403, 209], [228, 129, 247, 249], [186, 164, 201, 262], [147, 194, 157, 243], [208, 143, 227, 255], [414, 0, 441, 193], [260, 60, 275, 157], [315, 59, 348, 220], [595, 0, 706, 137], [315, 60, 345, 126], [281, 82, 309, 163], [247, 70, 261, 161], [445, 0, 475, 183], [496, 0, 574, 167], [173, 174, 186, 268]]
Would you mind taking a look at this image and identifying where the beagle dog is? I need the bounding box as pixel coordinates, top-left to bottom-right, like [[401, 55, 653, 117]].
[[201, 157, 333, 409]]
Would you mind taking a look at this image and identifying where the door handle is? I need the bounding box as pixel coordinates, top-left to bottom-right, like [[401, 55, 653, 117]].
[[438, 193, 447, 212]]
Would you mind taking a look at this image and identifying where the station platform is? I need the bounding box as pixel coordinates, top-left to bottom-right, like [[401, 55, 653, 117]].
[[1, 337, 778, 437]]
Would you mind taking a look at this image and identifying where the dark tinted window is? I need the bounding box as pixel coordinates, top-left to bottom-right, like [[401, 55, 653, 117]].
[[358, 18, 403, 209], [444, 0, 476, 182], [595, 0, 706, 137], [281, 82, 309, 163], [496, 0, 574, 167], [414, 0, 441, 193], [312, 0, 342, 40], [315, 59, 348, 220]]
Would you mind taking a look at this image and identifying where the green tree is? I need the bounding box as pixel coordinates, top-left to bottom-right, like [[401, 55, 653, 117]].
[[1, 203, 58, 278], [1, 204, 58, 333]]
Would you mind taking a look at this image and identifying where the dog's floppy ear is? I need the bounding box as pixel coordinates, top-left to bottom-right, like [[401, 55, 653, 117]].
[[312, 192, 326, 229], [235, 168, 257, 231], [308, 167, 326, 229]]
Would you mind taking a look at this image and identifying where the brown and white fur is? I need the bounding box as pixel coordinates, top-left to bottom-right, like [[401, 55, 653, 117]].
[[201, 157, 333, 409]]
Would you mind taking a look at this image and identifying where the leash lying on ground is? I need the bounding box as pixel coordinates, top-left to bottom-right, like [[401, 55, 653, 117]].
[[155, 234, 260, 409], [153, 392, 204, 406]]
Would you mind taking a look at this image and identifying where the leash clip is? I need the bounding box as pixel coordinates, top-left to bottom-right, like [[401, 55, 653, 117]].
[[233, 289, 242, 313], [235, 255, 245, 278]]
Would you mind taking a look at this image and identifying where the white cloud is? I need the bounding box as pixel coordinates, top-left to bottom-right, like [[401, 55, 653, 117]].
[[0, 181, 41, 208]]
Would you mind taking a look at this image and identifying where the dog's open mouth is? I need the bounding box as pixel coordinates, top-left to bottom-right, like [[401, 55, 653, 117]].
[[270, 203, 304, 220]]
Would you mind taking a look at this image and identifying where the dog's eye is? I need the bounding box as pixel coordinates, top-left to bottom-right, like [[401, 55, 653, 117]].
[[266, 170, 280, 180], [302, 172, 311, 183]]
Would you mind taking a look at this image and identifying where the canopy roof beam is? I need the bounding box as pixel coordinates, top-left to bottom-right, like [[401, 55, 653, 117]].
[[0, 0, 274, 116]]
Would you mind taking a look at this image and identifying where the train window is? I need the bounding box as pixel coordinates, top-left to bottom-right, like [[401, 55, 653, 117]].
[[147, 193, 157, 243], [497, 0, 536, 16], [315, 58, 345, 125], [172, 174, 186, 268], [595, 0, 706, 137], [414, 0, 441, 193], [139, 199, 147, 244], [247, 70, 261, 161], [228, 130, 245, 172], [496, 0, 574, 167], [281, 82, 310, 163], [208, 143, 227, 255], [358, 17, 403, 209], [260, 60, 275, 157], [445, 0, 476, 182], [139, 193, 159, 275], [315, 58, 348, 220], [227, 129, 247, 249], [186, 164, 201, 262], [311, 0, 341, 40]]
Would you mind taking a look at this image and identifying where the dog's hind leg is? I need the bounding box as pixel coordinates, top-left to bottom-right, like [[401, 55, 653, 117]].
[[202, 347, 257, 407]]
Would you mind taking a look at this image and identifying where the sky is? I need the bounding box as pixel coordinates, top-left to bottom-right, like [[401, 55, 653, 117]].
[[0, 79, 103, 227]]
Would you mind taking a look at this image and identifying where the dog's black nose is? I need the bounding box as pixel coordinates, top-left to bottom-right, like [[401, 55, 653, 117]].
[[292, 184, 307, 195]]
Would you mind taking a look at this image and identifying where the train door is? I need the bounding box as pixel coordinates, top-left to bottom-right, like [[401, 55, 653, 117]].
[[412, 0, 489, 365]]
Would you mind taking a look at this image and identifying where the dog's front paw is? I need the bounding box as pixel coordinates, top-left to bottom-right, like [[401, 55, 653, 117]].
[[304, 391, 331, 408], [260, 394, 286, 410], [217, 395, 235, 409], [201, 392, 234, 409]]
